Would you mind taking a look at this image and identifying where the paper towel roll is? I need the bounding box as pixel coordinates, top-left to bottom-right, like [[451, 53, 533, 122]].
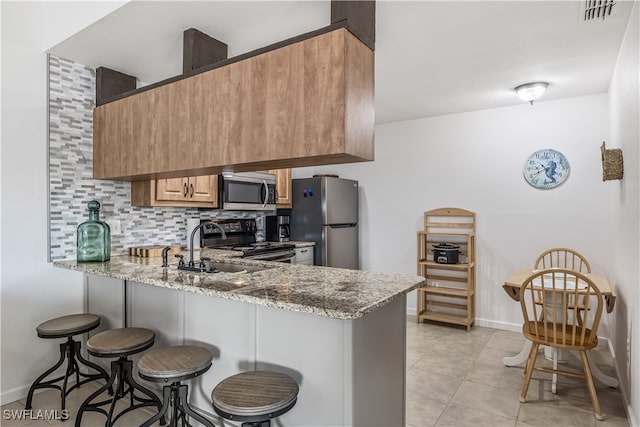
[[186, 218, 201, 248]]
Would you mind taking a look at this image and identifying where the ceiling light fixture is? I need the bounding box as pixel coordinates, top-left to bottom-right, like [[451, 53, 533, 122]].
[[515, 82, 549, 105]]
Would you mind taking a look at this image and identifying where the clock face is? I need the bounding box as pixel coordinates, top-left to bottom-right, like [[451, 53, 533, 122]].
[[523, 149, 570, 189]]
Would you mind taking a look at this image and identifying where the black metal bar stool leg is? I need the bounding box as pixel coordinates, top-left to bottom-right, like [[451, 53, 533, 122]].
[[141, 387, 171, 427], [27, 336, 112, 412], [76, 357, 165, 427], [74, 361, 119, 427], [121, 359, 163, 410], [26, 342, 68, 409], [28, 313, 107, 412], [72, 340, 112, 390], [178, 385, 215, 427]]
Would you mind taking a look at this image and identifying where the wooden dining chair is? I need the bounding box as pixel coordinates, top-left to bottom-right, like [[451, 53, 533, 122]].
[[534, 248, 592, 322], [518, 269, 604, 420], [534, 247, 591, 273]]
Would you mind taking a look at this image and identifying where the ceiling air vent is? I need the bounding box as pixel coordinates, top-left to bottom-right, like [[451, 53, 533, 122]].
[[582, 0, 616, 21]]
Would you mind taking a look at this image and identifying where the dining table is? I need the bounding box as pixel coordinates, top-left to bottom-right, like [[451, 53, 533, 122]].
[[501, 268, 618, 389]]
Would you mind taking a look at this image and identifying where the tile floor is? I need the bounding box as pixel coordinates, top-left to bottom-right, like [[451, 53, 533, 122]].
[[406, 320, 629, 427], [1, 321, 630, 426]]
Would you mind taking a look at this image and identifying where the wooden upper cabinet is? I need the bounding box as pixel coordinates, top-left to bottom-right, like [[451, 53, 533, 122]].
[[155, 178, 188, 202], [188, 175, 217, 203], [131, 175, 218, 208], [269, 168, 292, 208], [93, 28, 374, 181]]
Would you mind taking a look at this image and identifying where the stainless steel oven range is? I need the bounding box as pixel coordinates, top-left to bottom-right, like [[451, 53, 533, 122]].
[[200, 219, 296, 263]]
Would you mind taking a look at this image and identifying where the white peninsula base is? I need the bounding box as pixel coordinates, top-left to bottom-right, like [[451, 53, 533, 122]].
[[86, 275, 406, 426]]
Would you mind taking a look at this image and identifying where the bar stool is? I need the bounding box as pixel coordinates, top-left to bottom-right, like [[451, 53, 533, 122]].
[[137, 345, 215, 427], [75, 327, 163, 427], [26, 313, 110, 413], [211, 371, 299, 427]]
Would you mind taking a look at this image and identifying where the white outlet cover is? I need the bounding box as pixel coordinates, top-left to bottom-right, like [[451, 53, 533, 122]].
[[108, 219, 122, 235]]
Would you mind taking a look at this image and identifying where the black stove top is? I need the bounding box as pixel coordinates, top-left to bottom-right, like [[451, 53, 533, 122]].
[[214, 242, 296, 256], [199, 219, 295, 257]]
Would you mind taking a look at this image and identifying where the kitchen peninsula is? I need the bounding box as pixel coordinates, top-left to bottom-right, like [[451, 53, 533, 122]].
[[54, 250, 424, 426]]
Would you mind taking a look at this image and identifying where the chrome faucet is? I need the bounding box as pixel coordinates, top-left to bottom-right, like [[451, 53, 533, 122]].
[[179, 221, 227, 272]]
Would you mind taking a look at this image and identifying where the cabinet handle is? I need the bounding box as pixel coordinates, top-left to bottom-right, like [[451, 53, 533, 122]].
[[183, 183, 188, 197], [190, 183, 194, 198], [300, 249, 308, 253]]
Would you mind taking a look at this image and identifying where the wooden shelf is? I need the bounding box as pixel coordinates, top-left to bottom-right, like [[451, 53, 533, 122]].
[[416, 207, 475, 331], [416, 311, 471, 327], [416, 231, 472, 236], [418, 260, 472, 271], [417, 286, 472, 298]]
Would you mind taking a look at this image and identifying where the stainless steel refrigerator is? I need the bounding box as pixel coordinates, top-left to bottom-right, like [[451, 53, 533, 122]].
[[291, 176, 359, 269]]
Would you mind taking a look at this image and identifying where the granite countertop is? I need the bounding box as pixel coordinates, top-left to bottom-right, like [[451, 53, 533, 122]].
[[53, 250, 424, 320]]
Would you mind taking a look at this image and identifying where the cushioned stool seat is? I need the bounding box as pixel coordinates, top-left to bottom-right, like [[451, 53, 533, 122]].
[[212, 371, 298, 426], [26, 313, 109, 414], [138, 345, 215, 427], [74, 328, 162, 427]]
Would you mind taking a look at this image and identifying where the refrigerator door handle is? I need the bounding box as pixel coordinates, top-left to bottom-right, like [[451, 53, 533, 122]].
[[325, 223, 357, 228], [261, 180, 269, 208]]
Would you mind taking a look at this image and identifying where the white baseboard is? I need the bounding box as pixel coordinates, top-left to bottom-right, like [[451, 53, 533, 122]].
[[608, 338, 638, 426], [407, 307, 522, 333], [474, 317, 521, 332], [1, 384, 30, 406], [0, 366, 95, 406]]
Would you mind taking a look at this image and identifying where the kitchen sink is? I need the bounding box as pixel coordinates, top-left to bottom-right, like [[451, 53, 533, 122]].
[[209, 262, 272, 274], [176, 258, 274, 274]]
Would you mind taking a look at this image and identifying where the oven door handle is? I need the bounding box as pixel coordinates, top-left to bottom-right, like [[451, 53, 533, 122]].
[[249, 252, 295, 262]]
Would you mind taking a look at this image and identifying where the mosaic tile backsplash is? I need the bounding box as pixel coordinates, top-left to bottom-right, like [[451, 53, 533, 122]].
[[48, 56, 264, 261]]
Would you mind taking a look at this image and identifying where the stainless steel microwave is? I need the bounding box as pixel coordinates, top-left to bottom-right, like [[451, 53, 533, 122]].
[[218, 172, 276, 211]]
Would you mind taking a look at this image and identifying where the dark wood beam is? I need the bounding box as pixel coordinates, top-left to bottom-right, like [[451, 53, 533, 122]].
[[183, 28, 228, 74], [331, 0, 375, 50], [95, 67, 136, 106]]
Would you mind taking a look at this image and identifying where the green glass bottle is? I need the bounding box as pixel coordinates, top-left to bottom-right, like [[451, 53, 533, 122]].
[[77, 200, 111, 262]]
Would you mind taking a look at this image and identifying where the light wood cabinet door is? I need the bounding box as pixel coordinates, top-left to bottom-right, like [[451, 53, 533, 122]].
[[156, 178, 189, 202], [269, 168, 292, 208], [131, 175, 218, 208], [188, 175, 217, 204]]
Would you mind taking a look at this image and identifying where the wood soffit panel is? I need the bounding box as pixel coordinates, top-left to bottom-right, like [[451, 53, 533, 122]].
[[96, 21, 372, 106], [93, 28, 375, 181]]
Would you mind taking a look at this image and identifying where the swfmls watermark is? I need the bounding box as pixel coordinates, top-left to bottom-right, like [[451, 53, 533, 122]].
[[2, 409, 69, 421]]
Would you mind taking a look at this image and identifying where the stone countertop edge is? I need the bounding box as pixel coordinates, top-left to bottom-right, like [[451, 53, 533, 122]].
[[262, 241, 315, 248], [285, 241, 316, 247], [52, 252, 424, 320]]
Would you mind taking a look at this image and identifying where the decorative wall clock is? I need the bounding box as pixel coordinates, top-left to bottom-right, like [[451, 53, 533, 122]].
[[523, 149, 570, 189]]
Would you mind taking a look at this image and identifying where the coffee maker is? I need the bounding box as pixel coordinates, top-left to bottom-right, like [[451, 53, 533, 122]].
[[265, 215, 291, 242]]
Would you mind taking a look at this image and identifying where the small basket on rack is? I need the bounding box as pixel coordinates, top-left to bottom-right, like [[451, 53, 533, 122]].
[[601, 142, 623, 181]]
